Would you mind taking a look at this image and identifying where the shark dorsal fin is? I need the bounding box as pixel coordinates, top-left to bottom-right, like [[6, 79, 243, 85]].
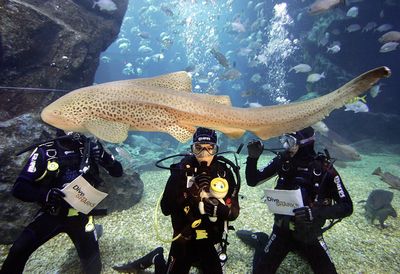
[[133, 71, 192, 92]]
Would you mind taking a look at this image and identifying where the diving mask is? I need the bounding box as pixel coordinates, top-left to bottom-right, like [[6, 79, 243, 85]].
[[279, 134, 297, 149], [191, 142, 218, 156]]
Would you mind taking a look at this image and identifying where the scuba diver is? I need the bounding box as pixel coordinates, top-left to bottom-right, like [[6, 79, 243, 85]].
[[245, 126, 353, 274], [0, 130, 123, 274], [114, 127, 240, 274]]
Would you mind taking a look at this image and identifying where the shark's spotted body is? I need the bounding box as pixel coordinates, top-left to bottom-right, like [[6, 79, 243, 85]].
[[41, 67, 391, 143]]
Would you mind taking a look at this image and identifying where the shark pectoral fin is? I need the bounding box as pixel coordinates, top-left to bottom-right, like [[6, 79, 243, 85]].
[[196, 94, 232, 106], [133, 71, 192, 92], [214, 127, 245, 139], [85, 119, 129, 143], [166, 124, 196, 143]]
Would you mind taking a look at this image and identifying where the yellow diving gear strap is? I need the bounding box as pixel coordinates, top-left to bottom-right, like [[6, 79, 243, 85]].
[[184, 205, 190, 214], [35, 170, 48, 182], [195, 230, 208, 240], [67, 208, 79, 217], [191, 219, 201, 228], [35, 161, 60, 182], [85, 216, 95, 232]]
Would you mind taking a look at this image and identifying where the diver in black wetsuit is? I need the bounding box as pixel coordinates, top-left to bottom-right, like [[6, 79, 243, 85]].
[[114, 127, 240, 274], [0, 131, 123, 274], [245, 127, 353, 274]]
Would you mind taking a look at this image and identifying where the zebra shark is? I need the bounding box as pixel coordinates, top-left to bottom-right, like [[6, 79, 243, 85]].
[[41, 66, 390, 143]]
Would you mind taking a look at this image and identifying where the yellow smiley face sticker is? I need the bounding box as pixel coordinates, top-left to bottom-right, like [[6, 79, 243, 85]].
[[210, 178, 229, 199]]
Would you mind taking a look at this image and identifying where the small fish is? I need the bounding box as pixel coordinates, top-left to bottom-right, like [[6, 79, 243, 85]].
[[100, 56, 111, 63], [122, 63, 135, 75], [378, 31, 400, 43], [346, 6, 358, 17], [375, 24, 393, 32], [118, 43, 129, 50], [116, 37, 130, 45], [138, 32, 150, 39], [219, 68, 241, 80], [210, 48, 230, 68], [275, 96, 290, 104], [327, 44, 341, 53], [344, 100, 369, 113], [369, 84, 383, 98], [373, 167, 400, 190], [92, 0, 117, 11], [346, 24, 361, 32], [308, 0, 344, 15], [231, 19, 246, 33], [250, 73, 262, 83], [244, 100, 263, 108], [161, 5, 174, 16], [379, 42, 399, 53], [307, 72, 325, 83], [312, 121, 329, 136], [151, 53, 164, 62], [138, 45, 153, 54], [362, 22, 377, 32], [289, 64, 312, 73], [331, 140, 361, 161], [296, 91, 320, 101]]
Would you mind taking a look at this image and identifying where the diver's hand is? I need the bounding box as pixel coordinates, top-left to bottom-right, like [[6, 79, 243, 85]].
[[247, 139, 264, 159], [45, 188, 65, 207], [90, 141, 105, 162], [203, 197, 230, 219], [188, 173, 210, 197], [293, 206, 314, 224], [195, 173, 210, 190]]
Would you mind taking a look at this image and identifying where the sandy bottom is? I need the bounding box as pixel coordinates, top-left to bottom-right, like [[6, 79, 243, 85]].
[[1, 152, 399, 274]]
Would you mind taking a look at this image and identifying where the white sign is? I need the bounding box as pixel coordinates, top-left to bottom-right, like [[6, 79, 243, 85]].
[[263, 188, 304, 216], [61, 175, 108, 214]]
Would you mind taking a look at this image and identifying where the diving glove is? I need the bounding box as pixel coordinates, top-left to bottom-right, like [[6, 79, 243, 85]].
[[293, 206, 314, 224], [247, 139, 264, 159], [203, 197, 230, 219], [46, 188, 65, 206], [90, 141, 105, 162], [188, 173, 210, 198], [45, 188, 66, 215]]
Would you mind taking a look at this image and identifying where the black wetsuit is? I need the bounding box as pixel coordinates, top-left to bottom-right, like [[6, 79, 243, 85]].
[[0, 138, 122, 274], [246, 147, 353, 274], [159, 155, 240, 274]]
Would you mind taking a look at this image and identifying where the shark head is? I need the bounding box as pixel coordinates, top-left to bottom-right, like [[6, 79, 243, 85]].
[[41, 91, 89, 132]]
